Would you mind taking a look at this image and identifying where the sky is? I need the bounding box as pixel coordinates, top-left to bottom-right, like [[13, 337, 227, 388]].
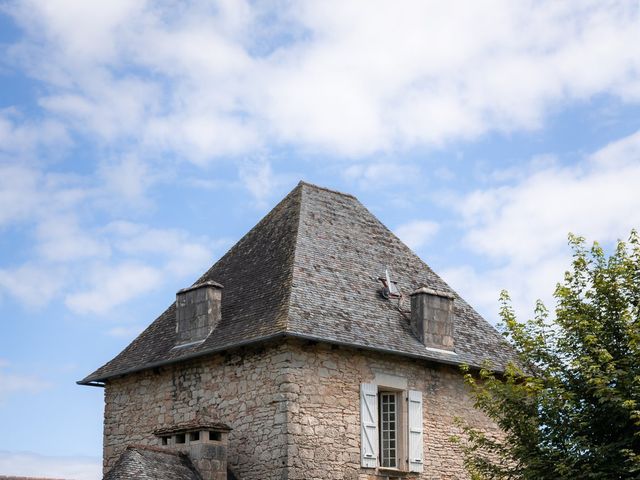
[[0, 1, 639, 478]]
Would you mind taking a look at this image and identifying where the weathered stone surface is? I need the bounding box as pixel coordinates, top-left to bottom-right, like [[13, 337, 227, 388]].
[[104, 342, 291, 480], [104, 338, 500, 480], [284, 341, 500, 480]]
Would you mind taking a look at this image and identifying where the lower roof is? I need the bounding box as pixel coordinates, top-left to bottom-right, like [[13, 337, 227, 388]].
[[103, 446, 201, 480]]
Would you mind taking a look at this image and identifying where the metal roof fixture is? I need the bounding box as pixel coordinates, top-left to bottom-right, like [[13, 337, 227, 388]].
[[379, 268, 401, 299]]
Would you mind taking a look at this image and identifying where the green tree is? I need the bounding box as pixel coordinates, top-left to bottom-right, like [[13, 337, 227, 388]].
[[455, 232, 640, 480]]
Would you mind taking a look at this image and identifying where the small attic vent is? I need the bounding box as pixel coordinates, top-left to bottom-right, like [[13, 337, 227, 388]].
[[379, 268, 401, 299]]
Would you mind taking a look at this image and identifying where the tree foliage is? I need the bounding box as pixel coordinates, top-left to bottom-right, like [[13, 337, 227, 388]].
[[455, 232, 640, 479]]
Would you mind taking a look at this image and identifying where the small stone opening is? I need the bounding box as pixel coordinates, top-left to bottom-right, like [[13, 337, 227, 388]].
[[161, 436, 169, 446], [190, 431, 200, 442], [175, 433, 186, 444], [209, 431, 221, 441]]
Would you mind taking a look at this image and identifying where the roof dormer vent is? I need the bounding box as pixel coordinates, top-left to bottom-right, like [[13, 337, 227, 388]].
[[175, 281, 223, 347], [410, 286, 455, 352]]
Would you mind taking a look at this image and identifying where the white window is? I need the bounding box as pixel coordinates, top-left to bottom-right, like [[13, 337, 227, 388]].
[[360, 383, 424, 472]]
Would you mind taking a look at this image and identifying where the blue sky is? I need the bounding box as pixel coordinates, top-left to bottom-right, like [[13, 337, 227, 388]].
[[0, 1, 639, 478]]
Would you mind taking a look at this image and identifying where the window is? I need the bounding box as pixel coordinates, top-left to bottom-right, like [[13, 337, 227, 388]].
[[360, 383, 423, 473], [380, 392, 398, 468]]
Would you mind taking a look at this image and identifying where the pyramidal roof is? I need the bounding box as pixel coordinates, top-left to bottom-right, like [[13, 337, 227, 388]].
[[81, 182, 514, 384]]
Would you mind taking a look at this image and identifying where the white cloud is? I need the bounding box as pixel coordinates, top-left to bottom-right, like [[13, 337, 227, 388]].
[[165, 242, 215, 278], [343, 161, 420, 189], [0, 108, 69, 158], [106, 221, 215, 277], [0, 450, 100, 480], [98, 154, 155, 206], [4, 1, 640, 160], [0, 153, 216, 313], [0, 163, 90, 229], [65, 262, 162, 315], [0, 164, 42, 227], [394, 220, 440, 250], [1, 212, 217, 313], [441, 253, 570, 324], [458, 131, 640, 264], [36, 216, 110, 262], [56, 222, 217, 315], [39, 77, 161, 142], [238, 159, 291, 208], [106, 325, 144, 338], [0, 263, 65, 308], [591, 128, 640, 168], [0, 362, 52, 403], [144, 113, 260, 165], [447, 129, 640, 321]]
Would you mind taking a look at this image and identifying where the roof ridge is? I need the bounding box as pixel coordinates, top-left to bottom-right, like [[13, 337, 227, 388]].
[[297, 180, 356, 199], [280, 183, 305, 333], [196, 182, 304, 285]]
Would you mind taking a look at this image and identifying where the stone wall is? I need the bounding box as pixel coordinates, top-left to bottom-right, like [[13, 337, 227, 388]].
[[103, 339, 500, 480], [103, 342, 292, 480], [282, 340, 500, 480]]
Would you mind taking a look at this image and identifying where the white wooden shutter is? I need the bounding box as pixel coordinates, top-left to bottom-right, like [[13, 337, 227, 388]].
[[408, 390, 424, 472], [360, 383, 378, 468]]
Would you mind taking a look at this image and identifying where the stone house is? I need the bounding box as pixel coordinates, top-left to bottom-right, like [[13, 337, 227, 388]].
[[80, 182, 515, 480]]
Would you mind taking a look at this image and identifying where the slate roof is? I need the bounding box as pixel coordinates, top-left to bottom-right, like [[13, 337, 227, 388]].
[[103, 446, 201, 480], [81, 181, 515, 384]]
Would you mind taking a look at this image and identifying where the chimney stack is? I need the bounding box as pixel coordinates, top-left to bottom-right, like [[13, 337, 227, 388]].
[[410, 287, 455, 351], [176, 281, 223, 346], [156, 423, 231, 480]]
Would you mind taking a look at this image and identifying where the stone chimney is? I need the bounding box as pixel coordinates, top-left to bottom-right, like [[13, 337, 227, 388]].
[[410, 286, 455, 351], [156, 423, 231, 480], [176, 281, 223, 346]]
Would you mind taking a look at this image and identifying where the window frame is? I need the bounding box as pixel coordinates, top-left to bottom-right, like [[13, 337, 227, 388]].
[[379, 390, 403, 469]]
